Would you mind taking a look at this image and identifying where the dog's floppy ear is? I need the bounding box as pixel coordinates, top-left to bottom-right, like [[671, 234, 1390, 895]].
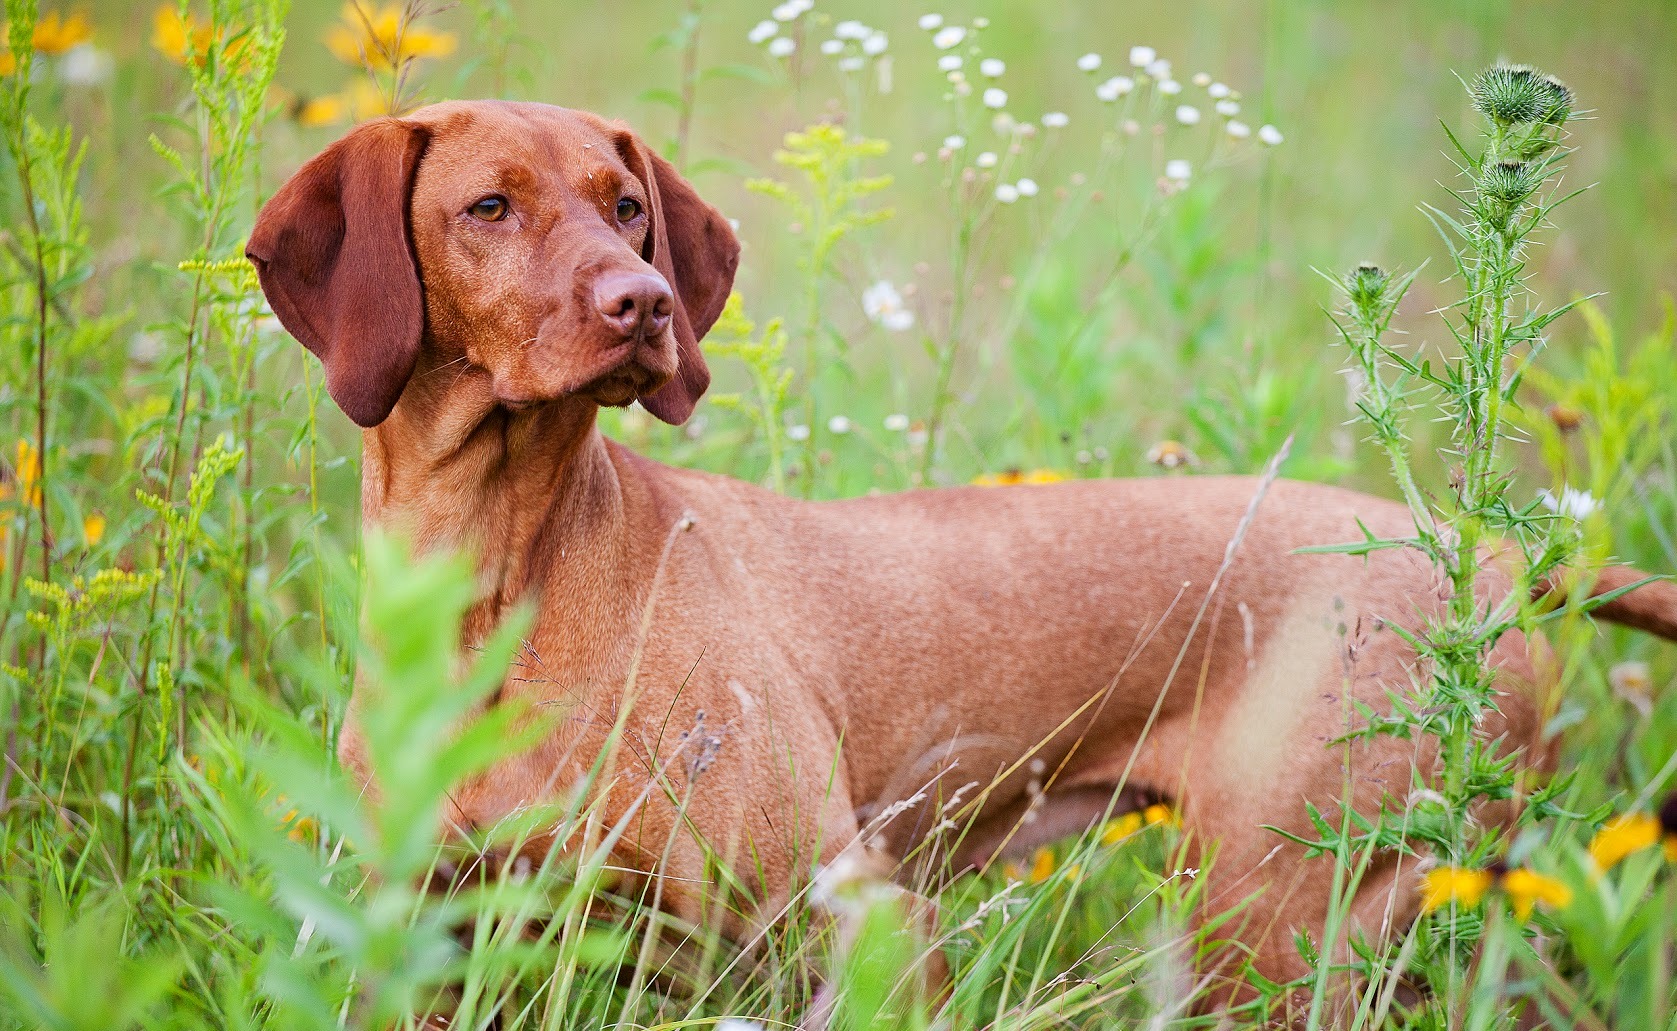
[[247, 118, 430, 428], [621, 132, 740, 425]]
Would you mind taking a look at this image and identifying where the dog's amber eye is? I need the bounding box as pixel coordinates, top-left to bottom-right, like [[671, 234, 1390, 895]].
[[469, 196, 508, 222], [615, 197, 642, 222]]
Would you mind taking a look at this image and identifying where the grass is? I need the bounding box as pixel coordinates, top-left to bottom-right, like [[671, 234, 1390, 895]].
[[1, 1, 1675, 1028]]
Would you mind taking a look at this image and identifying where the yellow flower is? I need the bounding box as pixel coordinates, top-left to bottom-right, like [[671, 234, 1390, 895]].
[[30, 10, 92, 54], [14, 439, 42, 508], [1143, 803, 1178, 827], [1501, 867, 1572, 921], [0, 51, 13, 76], [1002, 860, 1021, 881], [1026, 846, 1056, 883], [297, 92, 347, 127], [972, 468, 1067, 487], [346, 78, 397, 121], [1420, 866, 1492, 912], [1661, 794, 1677, 863], [1589, 812, 1661, 871], [82, 512, 105, 547], [151, 5, 214, 66], [1101, 811, 1143, 845], [1146, 439, 1199, 469], [325, 3, 455, 72]]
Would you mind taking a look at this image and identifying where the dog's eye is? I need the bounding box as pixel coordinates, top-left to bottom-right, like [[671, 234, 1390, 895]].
[[469, 196, 509, 222], [615, 197, 642, 222]]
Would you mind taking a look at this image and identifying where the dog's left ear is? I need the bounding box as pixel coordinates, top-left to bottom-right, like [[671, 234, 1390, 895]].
[[620, 132, 740, 425]]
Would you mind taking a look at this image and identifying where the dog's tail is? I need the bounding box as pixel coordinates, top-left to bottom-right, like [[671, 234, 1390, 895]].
[[1539, 566, 1677, 642]]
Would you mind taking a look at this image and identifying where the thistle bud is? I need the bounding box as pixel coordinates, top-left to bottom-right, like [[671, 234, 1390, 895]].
[[1347, 263, 1390, 311], [1538, 74, 1573, 126], [1477, 160, 1544, 223], [1469, 64, 1546, 125]]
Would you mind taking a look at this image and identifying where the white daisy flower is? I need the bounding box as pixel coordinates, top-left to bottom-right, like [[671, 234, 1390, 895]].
[[771, 1, 802, 21], [787, 424, 811, 441], [863, 32, 888, 55], [1175, 104, 1200, 125], [995, 182, 1020, 203], [1225, 119, 1251, 138], [1215, 99, 1240, 117], [767, 36, 796, 57], [975, 150, 997, 167], [58, 44, 113, 86], [1041, 110, 1069, 128], [983, 87, 1007, 109], [834, 19, 868, 39], [918, 13, 943, 29], [1145, 58, 1171, 79], [828, 415, 852, 434], [943, 134, 965, 149], [980, 57, 1005, 77], [1129, 45, 1156, 67], [1191, 72, 1211, 87], [1208, 82, 1231, 99], [1158, 79, 1181, 94], [820, 38, 843, 54], [973, 16, 988, 27], [1015, 177, 1038, 197], [1077, 52, 1102, 72], [1258, 123, 1283, 146], [838, 55, 864, 72], [932, 25, 965, 49], [862, 280, 915, 332], [1164, 158, 1191, 182], [884, 413, 910, 431], [938, 53, 962, 71], [748, 19, 779, 43], [1539, 486, 1599, 520], [1095, 75, 1134, 101]]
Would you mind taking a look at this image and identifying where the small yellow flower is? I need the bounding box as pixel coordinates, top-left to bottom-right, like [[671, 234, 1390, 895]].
[[1589, 812, 1661, 871], [1002, 860, 1021, 881], [346, 78, 397, 121], [82, 512, 105, 547], [0, 51, 14, 76], [1420, 866, 1492, 912], [1101, 811, 1144, 845], [297, 92, 348, 127], [15, 439, 42, 508], [30, 11, 92, 54], [325, 3, 456, 72], [972, 468, 1067, 487], [1026, 846, 1056, 883], [151, 5, 214, 66], [1143, 803, 1178, 827], [1501, 867, 1572, 921]]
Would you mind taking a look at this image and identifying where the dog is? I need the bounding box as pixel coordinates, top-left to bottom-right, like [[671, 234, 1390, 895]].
[[246, 100, 1677, 1015]]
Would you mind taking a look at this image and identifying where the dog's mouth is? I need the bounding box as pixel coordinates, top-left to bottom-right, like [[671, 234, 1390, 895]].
[[580, 362, 656, 408]]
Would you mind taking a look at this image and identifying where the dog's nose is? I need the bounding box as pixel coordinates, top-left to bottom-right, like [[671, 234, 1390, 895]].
[[594, 272, 674, 340]]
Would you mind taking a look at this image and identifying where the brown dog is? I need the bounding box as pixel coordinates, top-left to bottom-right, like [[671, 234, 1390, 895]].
[[247, 101, 1677, 1012]]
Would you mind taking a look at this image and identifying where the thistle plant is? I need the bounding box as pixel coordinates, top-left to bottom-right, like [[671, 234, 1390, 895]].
[[1315, 62, 1591, 943]]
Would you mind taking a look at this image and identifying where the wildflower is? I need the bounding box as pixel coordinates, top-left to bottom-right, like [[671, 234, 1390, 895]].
[[980, 57, 1004, 77], [1027, 846, 1055, 883], [1143, 804, 1178, 826], [1101, 812, 1144, 844], [862, 32, 887, 56], [1537, 74, 1573, 125], [938, 53, 961, 71], [1469, 64, 1548, 125], [1147, 440, 1198, 469], [1128, 45, 1155, 67], [748, 19, 778, 44], [1042, 111, 1068, 128], [972, 469, 1067, 487], [1015, 177, 1038, 197], [1225, 120, 1251, 139], [1076, 52, 1101, 72], [771, 0, 808, 21], [931, 25, 964, 49], [297, 93, 348, 127], [1346, 263, 1390, 309], [325, 3, 457, 72], [994, 183, 1019, 203], [787, 424, 811, 442], [1545, 402, 1584, 432], [884, 413, 910, 432], [1145, 58, 1171, 80], [767, 36, 795, 58], [975, 150, 997, 167], [151, 5, 216, 66], [29, 10, 93, 54], [862, 280, 915, 332], [1206, 80, 1229, 97], [1095, 75, 1133, 101], [1420, 866, 1493, 912], [1590, 812, 1660, 871], [838, 55, 863, 72], [834, 19, 868, 39], [917, 13, 943, 30], [1610, 660, 1653, 716], [58, 44, 113, 86], [1158, 79, 1181, 95], [83, 513, 106, 547], [1258, 123, 1283, 146], [14, 440, 41, 508], [982, 87, 1007, 109], [1163, 159, 1191, 183], [1215, 99, 1240, 117], [820, 38, 842, 55], [717, 1021, 767, 1031], [942, 134, 965, 149], [1539, 486, 1598, 521], [828, 416, 852, 434], [1175, 105, 1201, 125], [1502, 868, 1572, 921]]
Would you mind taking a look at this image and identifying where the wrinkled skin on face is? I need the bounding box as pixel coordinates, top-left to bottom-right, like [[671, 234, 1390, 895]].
[[407, 103, 674, 410]]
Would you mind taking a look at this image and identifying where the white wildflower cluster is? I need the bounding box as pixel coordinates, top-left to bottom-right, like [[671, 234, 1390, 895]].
[[862, 279, 915, 332], [747, 0, 814, 58], [1074, 44, 1285, 190], [819, 17, 891, 73]]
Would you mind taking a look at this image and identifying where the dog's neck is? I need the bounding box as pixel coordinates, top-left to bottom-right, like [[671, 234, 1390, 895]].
[[361, 351, 641, 638]]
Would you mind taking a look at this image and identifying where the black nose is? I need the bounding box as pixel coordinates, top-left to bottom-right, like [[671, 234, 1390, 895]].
[[593, 272, 674, 339]]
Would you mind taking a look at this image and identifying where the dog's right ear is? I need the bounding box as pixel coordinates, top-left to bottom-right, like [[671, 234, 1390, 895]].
[[247, 118, 430, 428]]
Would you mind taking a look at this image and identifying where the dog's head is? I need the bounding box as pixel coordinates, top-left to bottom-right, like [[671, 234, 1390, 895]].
[[246, 101, 739, 427]]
